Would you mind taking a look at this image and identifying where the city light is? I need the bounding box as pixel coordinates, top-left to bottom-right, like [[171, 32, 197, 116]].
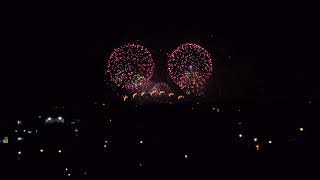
[[18, 151, 22, 155], [140, 140, 143, 144], [268, 140, 272, 144], [3, 136, 8, 144], [253, 138, 258, 142], [58, 149, 62, 153], [238, 134, 243, 138], [299, 128, 304, 132], [40, 149, 44, 153], [17, 121, 22, 125], [18, 137, 23, 141], [184, 154, 188, 159], [58, 116, 63, 120]]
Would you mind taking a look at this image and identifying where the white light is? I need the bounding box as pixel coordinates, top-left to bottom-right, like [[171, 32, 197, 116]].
[[38, 115, 42, 119], [104, 140, 108, 143], [40, 149, 44, 152], [28, 130, 32, 134], [18, 137, 23, 141], [139, 163, 142, 167], [238, 134, 243, 138], [104, 145, 107, 148], [18, 151, 22, 155], [48, 117, 52, 121], [23, 130, 26, 133], [102, 103, 105, 106], [299, 128, 304, 132], [253, 138, 258, 142], [35, 130, 38, 133], [159, 91, 165, 95], [178, 95, 184, 100], [58, 149, 62, 153], [268, 140, 272, 144], [133, 93, 137, 98], [84, 171, 87, 175], [139, 140, 143, 144], [14, 130, 18, 133], [65, 168, 68, 171], [17, 121, 22, 125], [58, 116, 63, 120], [184, 154, 188, 159], [308, 101, 312, 104], [67, 173, 71, 176]]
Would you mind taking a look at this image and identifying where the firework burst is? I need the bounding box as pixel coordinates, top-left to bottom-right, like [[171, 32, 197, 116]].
[[168, 43, 213, 95], [106, 43, 155, 92]]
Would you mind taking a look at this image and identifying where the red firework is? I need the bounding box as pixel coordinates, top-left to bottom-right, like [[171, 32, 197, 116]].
[[106, 43, 155, 91], [168, 43, 213, 95]]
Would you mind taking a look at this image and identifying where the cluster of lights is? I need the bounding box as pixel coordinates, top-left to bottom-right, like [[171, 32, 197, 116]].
[[104, 140, 109, 149], [64, 168, 71, 177], [168, 43, 213, 96], [45, 116, 64, 124]]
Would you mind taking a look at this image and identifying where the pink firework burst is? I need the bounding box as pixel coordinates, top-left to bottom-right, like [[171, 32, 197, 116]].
[[106, 43, 155, 92], [168, 43, 213, 95]]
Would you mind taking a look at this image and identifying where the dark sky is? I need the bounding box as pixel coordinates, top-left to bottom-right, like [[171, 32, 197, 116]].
[[3, 2, 319, 114]]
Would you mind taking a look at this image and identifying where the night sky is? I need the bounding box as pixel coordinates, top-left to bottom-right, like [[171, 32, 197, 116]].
[[3, 2, 319, 123]]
